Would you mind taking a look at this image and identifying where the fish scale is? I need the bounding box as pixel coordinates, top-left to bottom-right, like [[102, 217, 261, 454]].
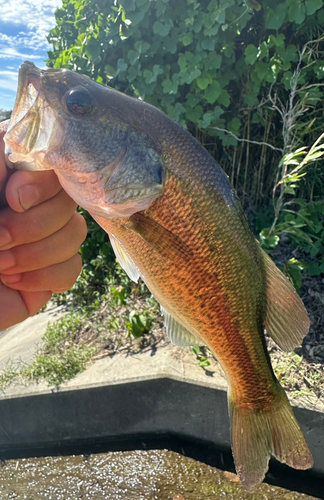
[[4, 61, 313, 488]]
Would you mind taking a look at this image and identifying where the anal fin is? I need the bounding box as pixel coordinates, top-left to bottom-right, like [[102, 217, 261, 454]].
[[161, 306, 205, 347]]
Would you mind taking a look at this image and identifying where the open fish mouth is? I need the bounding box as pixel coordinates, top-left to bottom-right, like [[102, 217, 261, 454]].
[[4, 61, 58, 170]]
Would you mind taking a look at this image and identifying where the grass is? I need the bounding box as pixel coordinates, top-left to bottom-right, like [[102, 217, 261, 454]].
[[269, 340, 324, 400], [0, 271, 163, 390]]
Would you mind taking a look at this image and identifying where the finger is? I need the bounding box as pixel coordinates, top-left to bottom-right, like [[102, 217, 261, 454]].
[[19, 290, 53, 317], [0, 281, 52, 330], [0, 213, 87, 274], [0, 120, 10, 201], [0, 188, 78, 250], [1, 253, 83, 293], [6, 170, 63, 213]]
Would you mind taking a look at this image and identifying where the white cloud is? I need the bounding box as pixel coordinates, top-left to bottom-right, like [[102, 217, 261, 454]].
[[0, 71, 18, 92], [0, 0, 62, 52], [0, 46, 44, 60]]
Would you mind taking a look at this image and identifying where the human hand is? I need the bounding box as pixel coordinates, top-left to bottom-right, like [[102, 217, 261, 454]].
[[0, 120, 87, 330]]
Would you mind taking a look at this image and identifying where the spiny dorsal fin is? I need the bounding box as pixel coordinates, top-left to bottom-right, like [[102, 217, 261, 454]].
[[161, 307, 205, 347], [109, 234, 140, 283], [262, 249, 310, 351]]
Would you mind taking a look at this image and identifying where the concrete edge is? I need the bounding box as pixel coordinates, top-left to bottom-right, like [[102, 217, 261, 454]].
[[0, 377, 323, 493]]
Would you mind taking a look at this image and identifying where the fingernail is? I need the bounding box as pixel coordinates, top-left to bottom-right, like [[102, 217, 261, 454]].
[[17, 185, 40, 211], [0, 250, 16, 271], [0, 226, 12, 248], [1, 273, 21, 284]]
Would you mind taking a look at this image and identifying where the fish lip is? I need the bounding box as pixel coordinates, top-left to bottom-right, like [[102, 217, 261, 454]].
[[21, 60, 42, 89], [4, 61, 57, 170], [10, 61, 42, 121]]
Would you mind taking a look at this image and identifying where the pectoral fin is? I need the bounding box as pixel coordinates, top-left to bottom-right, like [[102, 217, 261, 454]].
[[263, 249, 310, 351], [124, 212, 193, 262], [109, 234, 140, 283]]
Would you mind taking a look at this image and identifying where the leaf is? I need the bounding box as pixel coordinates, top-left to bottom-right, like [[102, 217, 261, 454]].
[[286, 260, 303, 292], [84, 37, 100, 60], [162, 78, 178, 94], [265, 4, 287, 30], [201, 38, 215, 51], [305, 0, 323, 15], [122, 0, 136, 11], [180, 33, 193, 46], [186, 105, 203, 123], [134, 40, 150, 53], [307, 263, 324, 276], [228, 117, 241, 132], [128, 10, 145, 25], [259, 228, 280, 248], [199, 358, 211, 367], [197, 72, 212, 90], [127, 65, 138, 82], [153, 20, 172, 37], [204, 81, 221, 104], [104, 64, 115, 79], [246, 0, 261, 11], [217, 89, 230, 107], [128, 49, 139, 65], [115, 58, 128, 76], [244, 44, 258, 65], [284, 186, 296, 195], [288, 3, 306, 24]]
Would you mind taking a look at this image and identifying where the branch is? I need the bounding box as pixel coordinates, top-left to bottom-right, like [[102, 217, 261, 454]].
[[209, 126, 283, 152]]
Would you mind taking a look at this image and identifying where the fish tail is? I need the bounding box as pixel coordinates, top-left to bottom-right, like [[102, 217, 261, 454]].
[[229, 386, 313, 489]]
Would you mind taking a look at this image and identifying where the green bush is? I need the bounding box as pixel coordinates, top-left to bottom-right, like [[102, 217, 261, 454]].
[[47, 0, 324, 292], [47, 0, 324, 206]]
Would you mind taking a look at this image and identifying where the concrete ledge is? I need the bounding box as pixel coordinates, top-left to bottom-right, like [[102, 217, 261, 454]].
[[0, 377, 323, 498], [0, 312, 324, 498]]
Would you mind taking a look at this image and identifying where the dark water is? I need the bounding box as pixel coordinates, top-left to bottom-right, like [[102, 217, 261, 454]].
[[0, 450, 318, 500]]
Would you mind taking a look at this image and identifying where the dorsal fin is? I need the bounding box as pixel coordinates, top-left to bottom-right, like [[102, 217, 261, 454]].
[[109, 234, 140, 283], [161, 306, 205, 346], [262, 249, 310, 351]]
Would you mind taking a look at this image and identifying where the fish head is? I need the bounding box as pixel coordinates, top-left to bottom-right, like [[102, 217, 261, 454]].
[[4, 61, 165, 218]]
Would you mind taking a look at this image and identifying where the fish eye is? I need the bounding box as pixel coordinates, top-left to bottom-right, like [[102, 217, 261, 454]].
[[65, 88, 96, 116]]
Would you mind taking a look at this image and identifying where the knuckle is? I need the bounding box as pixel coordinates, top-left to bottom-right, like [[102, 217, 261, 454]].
[[66, 254, 83, 290], [73, 212, 88, 243]]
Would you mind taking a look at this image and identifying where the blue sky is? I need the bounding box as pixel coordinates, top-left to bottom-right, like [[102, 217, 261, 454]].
[[0, 0, 62, 111]]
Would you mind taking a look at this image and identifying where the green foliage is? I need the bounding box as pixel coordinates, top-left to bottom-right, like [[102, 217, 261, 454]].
[[259, 198, 324, 287], [47, 0, 324, 207], [0, 109, 11, 121], [126, 310, 153, 338], [24, 345, 94, 387], [42, 312, 85, 352], [46, 0, 324, 295], [191, 345, 212, 367], [109, 285, 127, 305]]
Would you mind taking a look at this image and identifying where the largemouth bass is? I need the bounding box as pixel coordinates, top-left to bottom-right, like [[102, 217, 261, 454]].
[[4, 61, 313, 487]]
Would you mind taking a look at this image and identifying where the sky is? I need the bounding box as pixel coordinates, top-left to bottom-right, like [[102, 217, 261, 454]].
[[0, 0, 62, 111]]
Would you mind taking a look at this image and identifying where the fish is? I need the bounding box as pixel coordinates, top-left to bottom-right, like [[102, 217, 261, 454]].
[[4, 61, 313, 488]]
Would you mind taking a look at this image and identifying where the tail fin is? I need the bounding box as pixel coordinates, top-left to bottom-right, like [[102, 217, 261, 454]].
[[229, 386, 313, 489]]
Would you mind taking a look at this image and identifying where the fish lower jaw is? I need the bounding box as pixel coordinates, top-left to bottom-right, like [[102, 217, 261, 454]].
[[5, 149, 47, 171]]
